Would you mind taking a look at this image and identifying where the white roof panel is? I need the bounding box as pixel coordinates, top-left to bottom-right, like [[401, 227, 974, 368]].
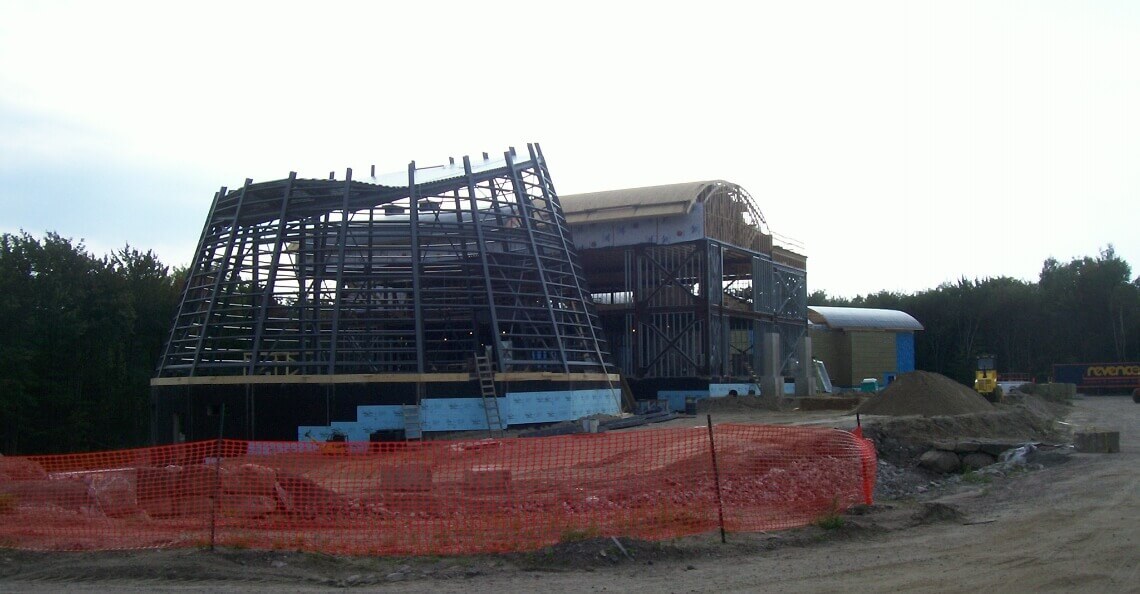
[[808, 306, 923, 331]]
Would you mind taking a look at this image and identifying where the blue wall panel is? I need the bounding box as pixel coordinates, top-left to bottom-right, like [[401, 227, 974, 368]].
[[421, 397, 500, 432], [295, 388, 622, 440], [504, 389, 621, 425], [357, 405, 405, 431], [659, 383, 764, 412], [329, 421, 374, 442], [896, 332, 916, 373], [709, 383, 760, 397]]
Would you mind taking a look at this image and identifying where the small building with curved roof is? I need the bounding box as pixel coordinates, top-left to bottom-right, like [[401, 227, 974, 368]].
[[808, 306, 924, 389]]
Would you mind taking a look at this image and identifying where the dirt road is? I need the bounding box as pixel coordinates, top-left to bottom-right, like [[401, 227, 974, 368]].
[[2, 396, 1136, 593]]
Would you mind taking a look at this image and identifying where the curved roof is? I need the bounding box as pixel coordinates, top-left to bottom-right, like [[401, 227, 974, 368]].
[[808, 306, 923, 331], [560, 180, 731, 225]]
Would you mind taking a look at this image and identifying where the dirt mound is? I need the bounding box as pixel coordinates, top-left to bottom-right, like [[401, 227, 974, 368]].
[[909, 502, 965, 526], [1006, 392, 1071, 420], [855, 371, 994, 417]]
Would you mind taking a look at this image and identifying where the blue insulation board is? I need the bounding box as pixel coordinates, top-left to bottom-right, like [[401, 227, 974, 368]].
[[708, 383, 761, 397], [296, 388, 621, 441], [659, 382, 786, 411]]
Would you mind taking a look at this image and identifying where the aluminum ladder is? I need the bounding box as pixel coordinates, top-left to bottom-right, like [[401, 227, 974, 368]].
[[474, 349, 504, 437]]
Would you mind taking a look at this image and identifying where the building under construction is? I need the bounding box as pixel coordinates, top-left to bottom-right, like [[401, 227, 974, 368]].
[[152, 145, 619, 443], [560, 181, 810, 410], [151, 146, 810, 442]]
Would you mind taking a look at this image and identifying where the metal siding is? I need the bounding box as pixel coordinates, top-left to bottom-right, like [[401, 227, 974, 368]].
[[809, 328, 847, 387], [572, 207, 705, 250], [895, 332, 916, 373], [850, 332, 896, 386]]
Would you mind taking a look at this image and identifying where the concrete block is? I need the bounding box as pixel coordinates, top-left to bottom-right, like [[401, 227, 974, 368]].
[[464, 465, 511, 494], [1024, 383, 1076, 402], [380, 463, 433, 492], [1074, 431, 1120, 453]]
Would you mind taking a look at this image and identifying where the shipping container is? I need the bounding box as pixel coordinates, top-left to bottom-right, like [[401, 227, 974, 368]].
[[1052, 362, 1140, 393]]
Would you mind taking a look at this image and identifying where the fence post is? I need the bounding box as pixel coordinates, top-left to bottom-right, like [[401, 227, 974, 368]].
[[210, 404, 225, 551], [706, 415, 727, 544]]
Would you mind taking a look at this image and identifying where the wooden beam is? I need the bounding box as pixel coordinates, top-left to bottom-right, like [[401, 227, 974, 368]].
[[151, 372, 620, 386]]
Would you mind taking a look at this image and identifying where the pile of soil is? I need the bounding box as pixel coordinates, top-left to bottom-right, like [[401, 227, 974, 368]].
[[1005, 392, 1071, 420], [855, 371, 994, 417]]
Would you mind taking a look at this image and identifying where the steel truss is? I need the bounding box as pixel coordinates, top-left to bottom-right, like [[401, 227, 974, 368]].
[[157, 144, 611, 378], [594, 242, 805, 380], [575, 181, 808, 383]]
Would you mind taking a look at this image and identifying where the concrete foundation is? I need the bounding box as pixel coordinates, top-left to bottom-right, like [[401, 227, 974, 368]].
[[795, 335, 816, 396], [1074, 431, 1120, 453], [759, 332, 782, 398]]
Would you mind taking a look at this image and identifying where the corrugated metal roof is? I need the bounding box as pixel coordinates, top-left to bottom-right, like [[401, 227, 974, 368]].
[[559, 180, 724, 224], [808, 306, 924, 331]]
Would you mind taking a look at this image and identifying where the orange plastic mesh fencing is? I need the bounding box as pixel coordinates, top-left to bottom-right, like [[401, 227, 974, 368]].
[[0, 424, 876, 555]]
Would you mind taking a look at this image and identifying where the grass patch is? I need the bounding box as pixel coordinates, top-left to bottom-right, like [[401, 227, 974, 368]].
[[813, 513, 845, 530], [0, 493, 16, 514], [813, 497, 846, 530], [559, 526, 602, 543], [960, 470, 993, 484]]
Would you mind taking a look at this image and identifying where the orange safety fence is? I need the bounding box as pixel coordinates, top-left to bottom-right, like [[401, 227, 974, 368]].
[[0, 424, 876, 555]]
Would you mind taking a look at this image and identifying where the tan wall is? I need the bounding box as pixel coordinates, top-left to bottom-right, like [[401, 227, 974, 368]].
[[809, 328, 851, 387], [850, 331, 897, 385]]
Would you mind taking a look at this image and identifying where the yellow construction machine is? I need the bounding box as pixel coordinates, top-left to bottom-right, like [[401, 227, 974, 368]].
[[974, 354, 1003, 403]]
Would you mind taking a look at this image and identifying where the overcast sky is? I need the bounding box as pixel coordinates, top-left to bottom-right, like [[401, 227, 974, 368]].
[[2, 0, 1137, 297]]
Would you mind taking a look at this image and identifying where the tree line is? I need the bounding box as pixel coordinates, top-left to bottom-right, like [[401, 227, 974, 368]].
[[809, 246, 1140, 387], [2, 231, 1137, 454], [0, 232, 184, 455]]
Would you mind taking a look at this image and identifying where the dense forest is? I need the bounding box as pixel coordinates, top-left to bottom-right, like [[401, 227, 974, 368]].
[[0, 232, 184, 455], [809, 246, 1140, 386], [1, 232, 1137, 455]]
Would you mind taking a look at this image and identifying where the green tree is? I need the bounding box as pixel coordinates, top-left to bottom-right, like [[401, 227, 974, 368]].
[[1039, 246, 1134, 364], [808, 256, 1136, 385], [0, 232, 182, 454]]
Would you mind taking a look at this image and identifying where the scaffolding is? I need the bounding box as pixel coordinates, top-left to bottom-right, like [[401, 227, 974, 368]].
[[156, 144, 612, 380]]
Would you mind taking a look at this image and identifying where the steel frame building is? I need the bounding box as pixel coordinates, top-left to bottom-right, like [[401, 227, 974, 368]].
[[560, 181, 810, 408], [152, 145, 619, 443]]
